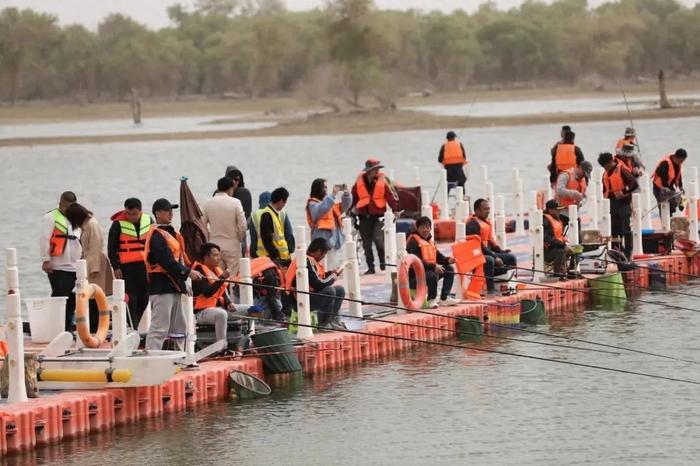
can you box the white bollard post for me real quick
[639,173,653,230]
[293,249,313,338]
[414,166,421,187]
[513,177,525,235]
[111,279,128,346]
[454,186,464,204]
[295,226,307,250]
[660,202,671,231]
[545,176,553,202]
[588,178,599,230]
[632,193,644,257]
[6,247,17,269]
[183,292,196,360]
[422,204,434,239]
[531,210,545,283]
[383,209,396,283]
[6,289,28,403]
[690,181,700,243]
[594,167,604,230]
[74,259,89,348]
[600,199,612,238]
[343,241,363,318]
[422,188,430,210]
[455,197,469,223]
[481,165,488,182]
[238,257,255,334]
[495,213,507,250]
[485,181,495,223]
[456,221,466,241]
[343,217,353,234]
[395,233,407,315]
[528,190,539,231]
[567,205,579,245]
[438,169,449,220]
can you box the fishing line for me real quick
[618,78,643,158]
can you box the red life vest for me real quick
[441,140,465,166]
[306,198,342,230]
[558,168,587,207]
[409,233,437,265]
[652,155,682,189]
[602,163,628,199]
[193,263,227,311]
[355,173,387,210]
[555,144,577,172]
[543,213,566,245]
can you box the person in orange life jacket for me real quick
[551,125,571,153]
[406,217,460,308]
[549,130,584,186]
[191,242,238,343]
[598,152,638,258]
[616,127,638,152]
[350,158,399,275]
[307,178,352,264]
[145,198,203,351]
[652,148,688,216]
[542,200,573,277]
[465,199,517,294]
[438,131,467,191]
[286,238,347,330]
[614,143,644,177]
[40,191,81,331]
[108,197,153,329]
[556,161,592,208]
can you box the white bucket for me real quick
[25,297,67,343]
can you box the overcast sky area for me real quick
[0,0,696,29]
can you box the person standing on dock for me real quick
[651,149,687,216]
[551,125,571,152]
[108,198,153,330]
[351,159,399,275]
[549,130,584,187]
[438,131,468,191]
[306,179,352,268]
[542,200,573,277]
[598,152,638,258]
[202,177,247,276]
[407,217,460,308]
[225,166,252,255]
[254,187,293,267]
[40,191,82,331]
[144,198,203,351]
[250,191,295,259]
[615,143,645,177]
[556,161,592,208]
[615,127,637,152]
[465,199,517,294]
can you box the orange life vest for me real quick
[558,168,587,207]
[284,255,326,294]
[48,209,70,257]
[144,227,189,275]
[652,155,681,189]
[442,140,465,166]
[555,144,577,172]
[113,212,153,265]
[543,213,566,245]
[616,137,636,151]
[614,154,634,172]
[355,173,386,210]
[469,215,498,249]
[602,163,627,199]
[451,235,486,300]
[306,198,342,230]
[409,233,437,265]
[193,263,227,311]
[248,256,285,286]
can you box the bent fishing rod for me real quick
[618,78,643,159]
[247,314,700,387]
[220,277,700,366]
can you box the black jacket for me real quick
[146,225,191,295]
[543,215,566,250]
[406,233,450,271]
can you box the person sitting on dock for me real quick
[599,152,638,258]
[543,200,573,278]
[549,130,584,187]
[285,238,347,330]
[555,161,592,208]
[192,242,237,343]
[615,143,644,177]
[144,198,203,351]
[651,149,687,216]
[465,199,517,295]
[407,217,460,308]
[438,130,468,192]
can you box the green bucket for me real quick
[250,328,303,374]
[520,299,546,325]
[589,272,627,306]
[456,316,483,341]
[229,370,271,401]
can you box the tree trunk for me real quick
[658,69,672,109]
[130,88,142,124]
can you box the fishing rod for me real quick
[599,256,700,281]
[248,315,700,387]
[220,277,700,366]
[618,78,643,159]
[640,191,683,218]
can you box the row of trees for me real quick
[1,0,699,104]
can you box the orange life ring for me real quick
[398,254,427,311]
[76,283,111,348]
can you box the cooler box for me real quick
[642,231,674,255]
[434,219,456,241]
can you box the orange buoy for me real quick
[398,254,427,310]
[76,283,110,348]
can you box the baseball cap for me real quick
[152,198,179,212]
[364,158,384,172]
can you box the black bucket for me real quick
[229,370,271,401]
[520,299,546,325]
[647,262,667,291]
[456,316,483,341]
[250,328,303,374]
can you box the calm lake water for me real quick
[1,111,700,464]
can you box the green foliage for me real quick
[0,0,699,102]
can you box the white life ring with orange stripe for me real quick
[398,254,427,311]
[76,283,111,348]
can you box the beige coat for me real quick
[80,216,114,295]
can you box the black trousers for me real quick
[122,262,149,329]
[48,270,77,331]
[358,215,385,269]
[309,286,345,324]
[610,199,632,258]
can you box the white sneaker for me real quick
[439,297,461,307]
[425,299,439,309]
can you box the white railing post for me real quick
[456,221,466,241]
[238,257,255,334]
[6,249,28,403]
[600,198,612,238]
[545,176,553,202]
[692,166,699,196]
[413,166,421,187]
[485,181,495,223]
[183,291,196,361]
[343,240,362,318]
[639,173,653,230]
[111,279,128,347]
[74,259,89,348]
[567,204,579,245]
[455,187,468,222]
[395,233,407,315]
[531,210,545,283]
[383,209,396,283]
[295,226,307,251]
[588,177,599,230]
[513,169,525,235]
[594,167,603,230]
[689,181,700,243]
[421,204,434,239]
[660,202,671,231]
[495,195,507,249]
[529,190,539,231]
[632,193,644,257]
[438,169,449,220]
[294,249,313,338]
